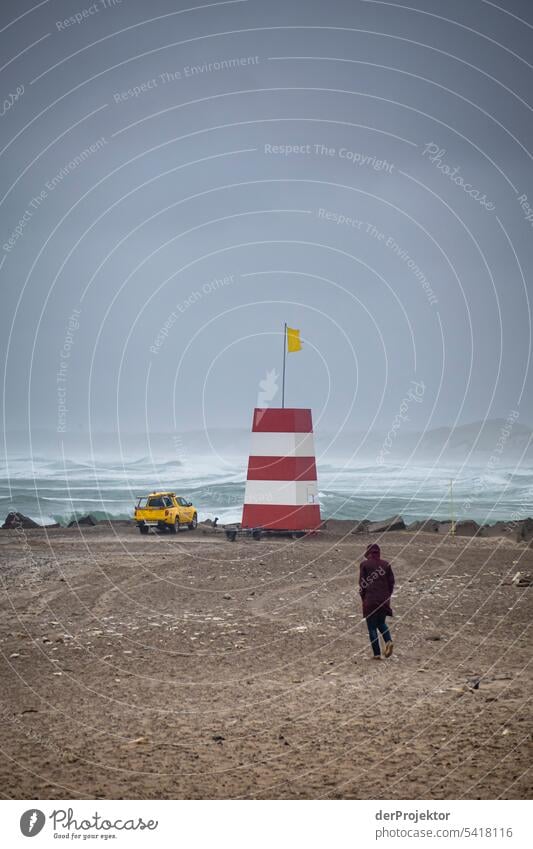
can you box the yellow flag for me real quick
[286,326,302,352]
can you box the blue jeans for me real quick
[366,611,392,656]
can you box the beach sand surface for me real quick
[0,523,531,799]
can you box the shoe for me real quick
[384,641,394,658]
[372,655,382,661]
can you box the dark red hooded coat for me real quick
[359,543,395,618]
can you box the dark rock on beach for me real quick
[454,520,481,536]
[1,512,41,530]
[350,519,371,534]
[480,521,514,538]
[516,517,533,543]
[367,515,406,533]
[436,520,480,536]
[407,519,440,533]
[67,514,97,527]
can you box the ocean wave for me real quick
[39,496,131,503]
[1,454,532,526]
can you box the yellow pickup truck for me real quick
[134,491,198,534]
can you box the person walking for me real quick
[359,543,395,660]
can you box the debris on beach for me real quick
[512,572,532,587]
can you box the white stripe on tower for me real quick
[244,480,319,505]
[249,431,315,457]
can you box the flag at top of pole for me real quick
[287,326,302,352]
[281,323,302,408]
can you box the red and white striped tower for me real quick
[241,408,321,531]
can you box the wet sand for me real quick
[0,523,531,799]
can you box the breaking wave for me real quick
[0,454,532,526]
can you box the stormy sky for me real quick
[1,0,532,453]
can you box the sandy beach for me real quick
[0,522,531,800]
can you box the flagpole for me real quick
[450,479,456,536]
[281,322,287,408]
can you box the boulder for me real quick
[200,518,220,528]
[2,512,40,530]
[480,521,513,538]
[454,520,481,537]
[516,517,533,543]
[436,520,481,536]
[407,519,439,533]
[67,514,97,527]
[367,515,405,533]
[350,519,371,534]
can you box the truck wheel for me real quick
[188,513,197,530]
[252,529,262,541]
[226,530,237,542]
[138,523,149,535]
[168,517,179,534]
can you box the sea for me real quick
[1,454,532,527]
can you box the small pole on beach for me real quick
[281,322,287,408]
[450,479,456,535]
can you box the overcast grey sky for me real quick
[1,0,532,450]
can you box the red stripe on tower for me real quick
[242,408,321,531]
[252,408,312,433]
[247,456,317,481]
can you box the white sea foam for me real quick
[1,453,531,526]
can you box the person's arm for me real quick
[359,563,366,597]
[387,563,395,595]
